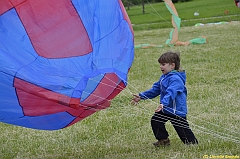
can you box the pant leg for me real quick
[170,116,198,144]
[151,111,169,140]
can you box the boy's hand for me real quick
[131,94,141,105]
[155,104,163,112]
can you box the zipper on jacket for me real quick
[160,76,165,113]
[173,99,176,114]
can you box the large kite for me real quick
[0,0,134,130]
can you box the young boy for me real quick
[132,51,198,147]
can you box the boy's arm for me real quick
[139,81,161,100]
[131,79,161,105]
[131,81,161,105]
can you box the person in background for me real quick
[235,0,240,8]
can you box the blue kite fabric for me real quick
[0,0,134,130]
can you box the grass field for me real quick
[0,1,240,159]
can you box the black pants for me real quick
[151,111,198,144]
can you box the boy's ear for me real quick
[171,63,175,69]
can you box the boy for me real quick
[132,51,198,147]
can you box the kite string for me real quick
[55,68,239,143]
[125,0,164,18]
[125,0,172,31]
[110,75,240,136]
[79,78,240,144]
[98,74,240,142]
[87,87,240,144]
[146,0,186,27]
[101,73,237,129]
[145,0,171,25]
[126,0,184,26]
[78,73,240,137]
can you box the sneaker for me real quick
[153,138,170,147]
[185,139,198,145]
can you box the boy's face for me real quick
[160,63,175,75]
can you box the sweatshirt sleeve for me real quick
[139,81,161,100]
[161,76,184,106]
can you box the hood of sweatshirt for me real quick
[166,70,186,84]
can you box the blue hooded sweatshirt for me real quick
[139,71,187,117]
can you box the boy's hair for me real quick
[158,51,181,70]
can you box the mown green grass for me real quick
[0,1,240,159]
[127,0,240,30]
